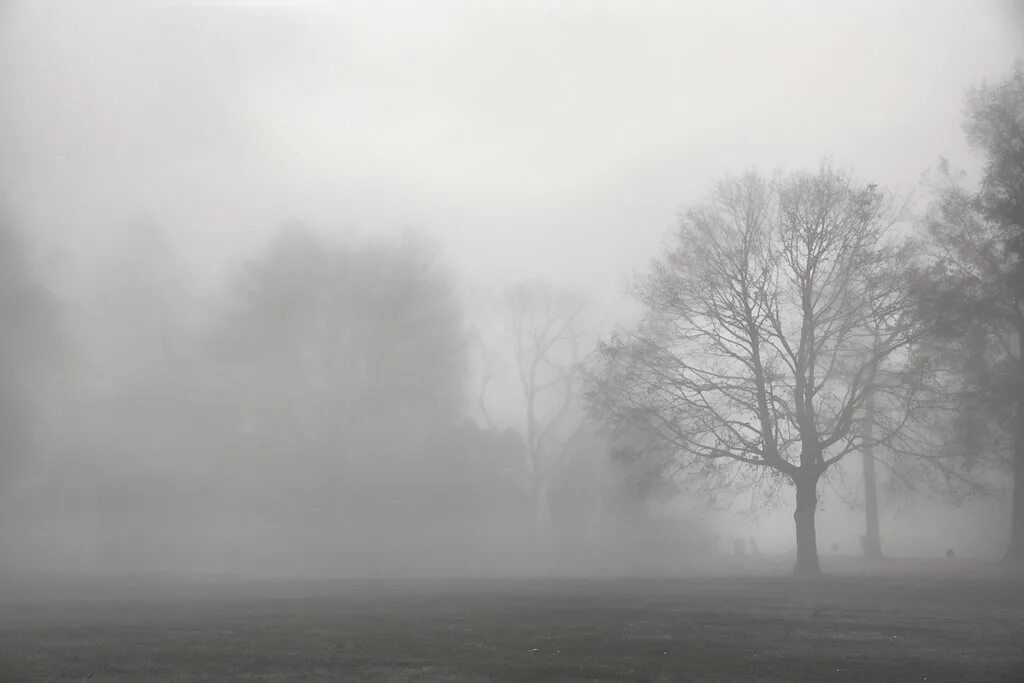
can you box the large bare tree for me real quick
[588,166,940,575]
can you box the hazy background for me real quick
[1,0,1022,579]
[4,1,1020,301]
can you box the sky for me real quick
[1,0,1022,317]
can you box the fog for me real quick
[1,0,1022,582]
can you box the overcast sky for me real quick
[2,0,1022,314]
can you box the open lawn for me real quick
[1,560,1023,682]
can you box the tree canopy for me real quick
[588,166,941,574]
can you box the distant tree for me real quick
[0,215,64,573]
[207,226,467,564]
[0,216,60,481]
[501,281,587,531]
[216,226,464,447]
[72,217,198,397]
[587,166,955,576]
[918,63,1024,563]
[418,420,531,573]
[544,420,611,555]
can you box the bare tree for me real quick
[503,281,587,531]
[471,328,501,432]
[588,166,945,576]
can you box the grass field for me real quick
[2,560,1023,681]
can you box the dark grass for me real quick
[2,561,1023,681]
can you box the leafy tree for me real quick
[214,226,464,454]
[588,166,945,576]
[0,216,59,480]
[206,226,467,568]
[920,63,1024,562]
[0,215,63,573]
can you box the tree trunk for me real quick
[861,386,883,561]
[793,475,822,576]
[861,449,883,561]
[533,476,551,533]
[1006,420,1024,564]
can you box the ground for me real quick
[1,559,1023,681]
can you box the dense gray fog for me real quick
[1,1,1023,583]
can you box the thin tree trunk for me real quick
[1006,408,1024,564]
[534,477,550,531]
[862,450,883,560]
[793,476,822,576]
[862,386,883,561]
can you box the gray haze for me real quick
[1,1,1022,579]
[4,1,1020,300]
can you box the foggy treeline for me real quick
[1,2,1024,581]
[0,218,706,578]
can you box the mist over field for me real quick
[6,2,1024,681]
[1,0,1022,585]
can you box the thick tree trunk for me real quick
[793,476,822,576]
